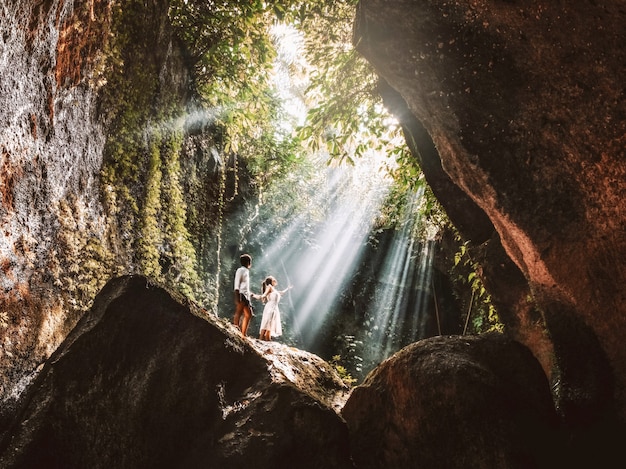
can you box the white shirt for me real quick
[234,266,250,298]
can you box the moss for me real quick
[98,0,204,299]
[51,198,115,315]
[136,130,164,281]
[160,129,201,300]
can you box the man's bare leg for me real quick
[240,306,252,336]
[233,302,243,331]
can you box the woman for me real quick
[257,276,292,341]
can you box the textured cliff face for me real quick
[0,0,227,409]
[0,0,113,402]
[355,0,626,421]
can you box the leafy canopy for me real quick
[168,0,499,339]
[169,0,441,225]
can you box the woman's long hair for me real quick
[262,276,276,296]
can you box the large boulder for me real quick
[342,334,561,469]
[0,275,353,469]
[354,0,626,426]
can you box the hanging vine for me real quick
[212,152,229,315]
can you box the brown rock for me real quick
[0,275,353,469]
[354,0,626,428]
[342,334,560,469]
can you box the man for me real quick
[233,253,254,336]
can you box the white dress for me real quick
[260,290,282,337]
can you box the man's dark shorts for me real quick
[240,294,255,315]
[239,293,251,306]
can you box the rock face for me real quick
[2,0,625,465]
[0,0,227,411]
[354,0,626,425]
[0,0,114,402]
[4,277,603,468]
[0,276,353,469]
[342,334,561,469]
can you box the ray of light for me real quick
[230,148,437,376]
[220,21,438,370]
[248,151,393,343]
[363,188,436,366]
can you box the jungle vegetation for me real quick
[99,0,501,381]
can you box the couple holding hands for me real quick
[233,254,292,341]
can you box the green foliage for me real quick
[330,355,357,387]
[99,0,204,301]
[298,48,382,164]
[170,0,280,156]
[168,0,386,172]
[169,0,276,85]
[294,0,394,165]
[169,1,310,198]
[161,130,202,299]
[100,0,160,258]
[452,236,504,334]
[137,130,164,280]
[289,0,448,235]
[374,176,448,243]
[50,198,116,315]
[169,0,420,200]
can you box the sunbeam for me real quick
[241,147,437,377]
[291,185,376,341]
[249,151,391,325]
[219,23,438,375]
[367,190,434,362]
